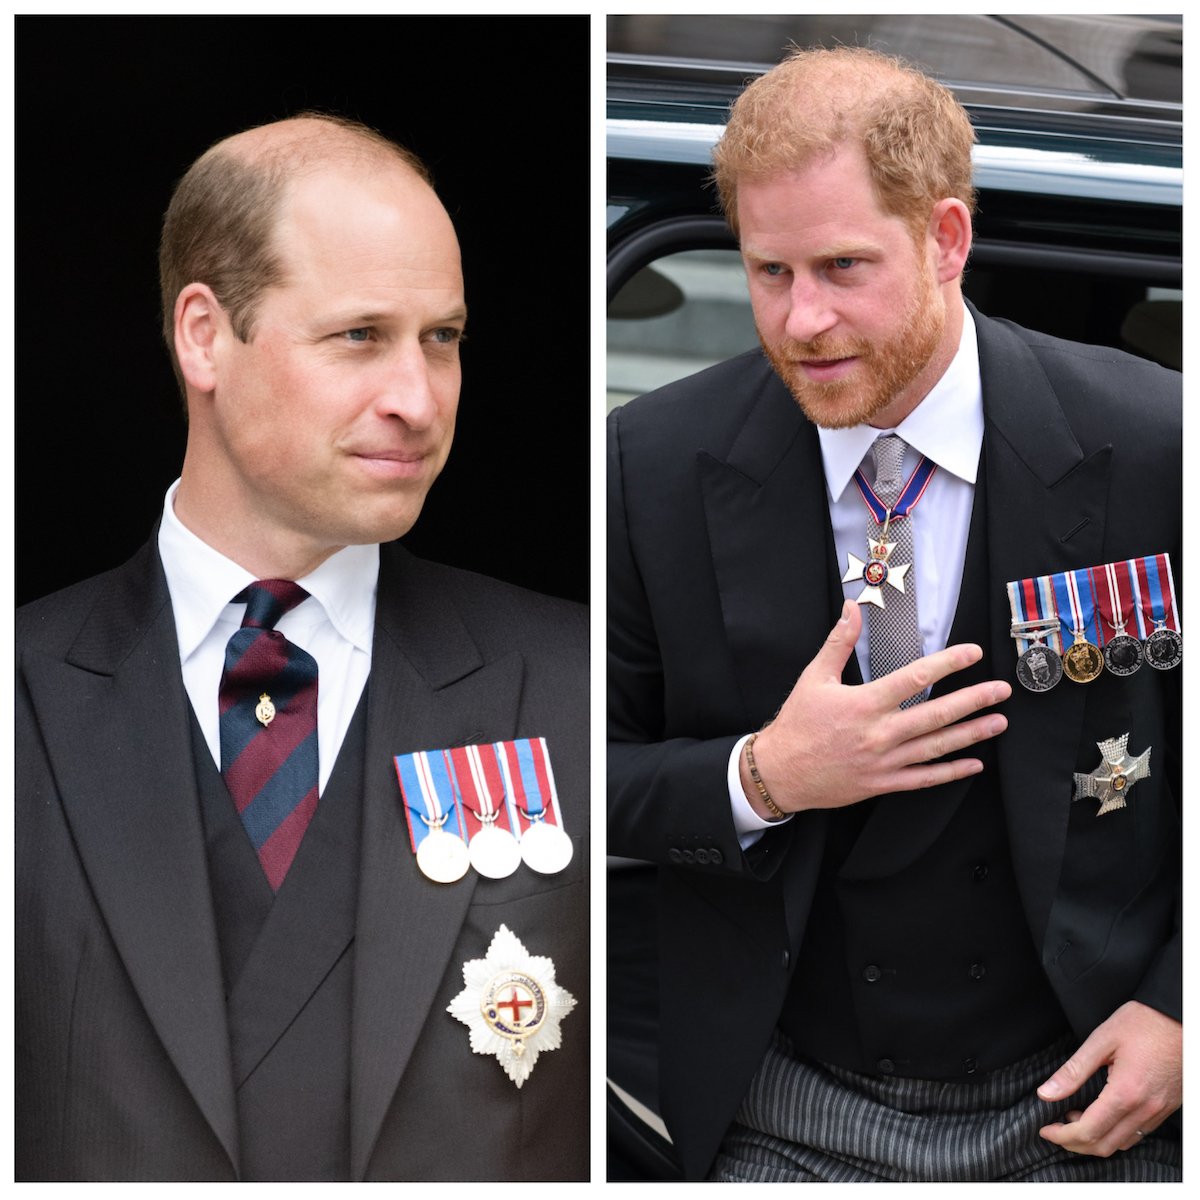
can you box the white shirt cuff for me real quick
[728,733,792,849]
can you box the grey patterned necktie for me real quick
[867,434,925,707]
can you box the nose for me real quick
[374,343,448,429]
[783,275,837,345]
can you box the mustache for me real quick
[767,333,872,361]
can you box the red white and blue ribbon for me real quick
[395,737,566,877]
[1008,553,1179,672]
[1006,572,1064,654]
[394,748,466,854]
[497,737,565,836]
[852,454,937,527]
[1132,552,1180,634]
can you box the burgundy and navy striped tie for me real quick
[219,580,319,891]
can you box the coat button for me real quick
[877,1058,896,1075]
[710,847,725,865]
[781,949,790,970]
[862,964,883,983]
[668,848,682,864]
[972,862,989,882]
[963,1057,978,1075]
[968,962,987,981]
[695,848,710,865]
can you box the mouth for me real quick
[795,356,858,382]
[349,449,430,480]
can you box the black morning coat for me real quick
[608,303,1181,1180]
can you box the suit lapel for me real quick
[974,308,1111,943]
[699,373,854,729]
[21,542,238,1172]
[350,547,525,1179]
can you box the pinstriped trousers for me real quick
[709,1031,1181,1182]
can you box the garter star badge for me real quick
[1072,732,1151,816]
[447,924,576,1087]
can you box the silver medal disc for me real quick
[469,823,521,879]
[1015,643,1063,693]
[1144,627,1182,671]
[520,820,574,875]
[416,829,471,883]
[1103,632,1143,676]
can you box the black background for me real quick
[16,15,590,606]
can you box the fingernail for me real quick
[993,682,1011,702]
[1038,1080,1063,1100]
[989,716,1007,735]
[839,600,852,623]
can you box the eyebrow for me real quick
[743,241,885,262]
[323,306,469,328]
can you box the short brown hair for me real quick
[158,112,431,397]
[712,46,976,236]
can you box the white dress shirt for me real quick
[730,304,985,838]
[157,480,378,793]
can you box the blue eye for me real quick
[831,257,856,270]
[344,328,371,342]
[430,328,464,344]
[762,263,785,276]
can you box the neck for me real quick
[174,466,341,581]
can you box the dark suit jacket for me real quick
[17,539,589,1181]
[608,306,1180,1180]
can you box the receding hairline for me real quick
[195,113,434,191]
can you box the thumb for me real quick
[808,599,861,683]
[1038,1032,1109,1102]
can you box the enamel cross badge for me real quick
[447,924,576,1087]
[842,539,911,608]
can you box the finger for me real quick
[897,711,1008,768]
[1037,1080,1140,1158]
[1038,1036,1110,1104]
[807,600,862,683]
[883,754,985,795]
[871,641,984,709]
[897,678,1012,744]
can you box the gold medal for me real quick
[1062,638,1103,683]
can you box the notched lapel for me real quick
[22,571,238,1173]
[350,552,527,1179]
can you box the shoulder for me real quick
[608,348,806,500]
[610,348,786,447]
[976,310,1180,434]
[379,543,587,660]
[17,542,160,660]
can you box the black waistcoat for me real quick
[781,765,1069,1079]
[193,694,366,1181]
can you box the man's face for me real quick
[738,145,949,429]
[203,163,464,567]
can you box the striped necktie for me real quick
[219,580,319,890]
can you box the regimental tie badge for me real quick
[447,924,576,1087]
[255,693,276,727]
[1072,732,1151,816]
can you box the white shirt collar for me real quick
[818,302,984,503]
[157,479,378,661]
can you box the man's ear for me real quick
[928,198,973,283]
[174,283,225,395]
